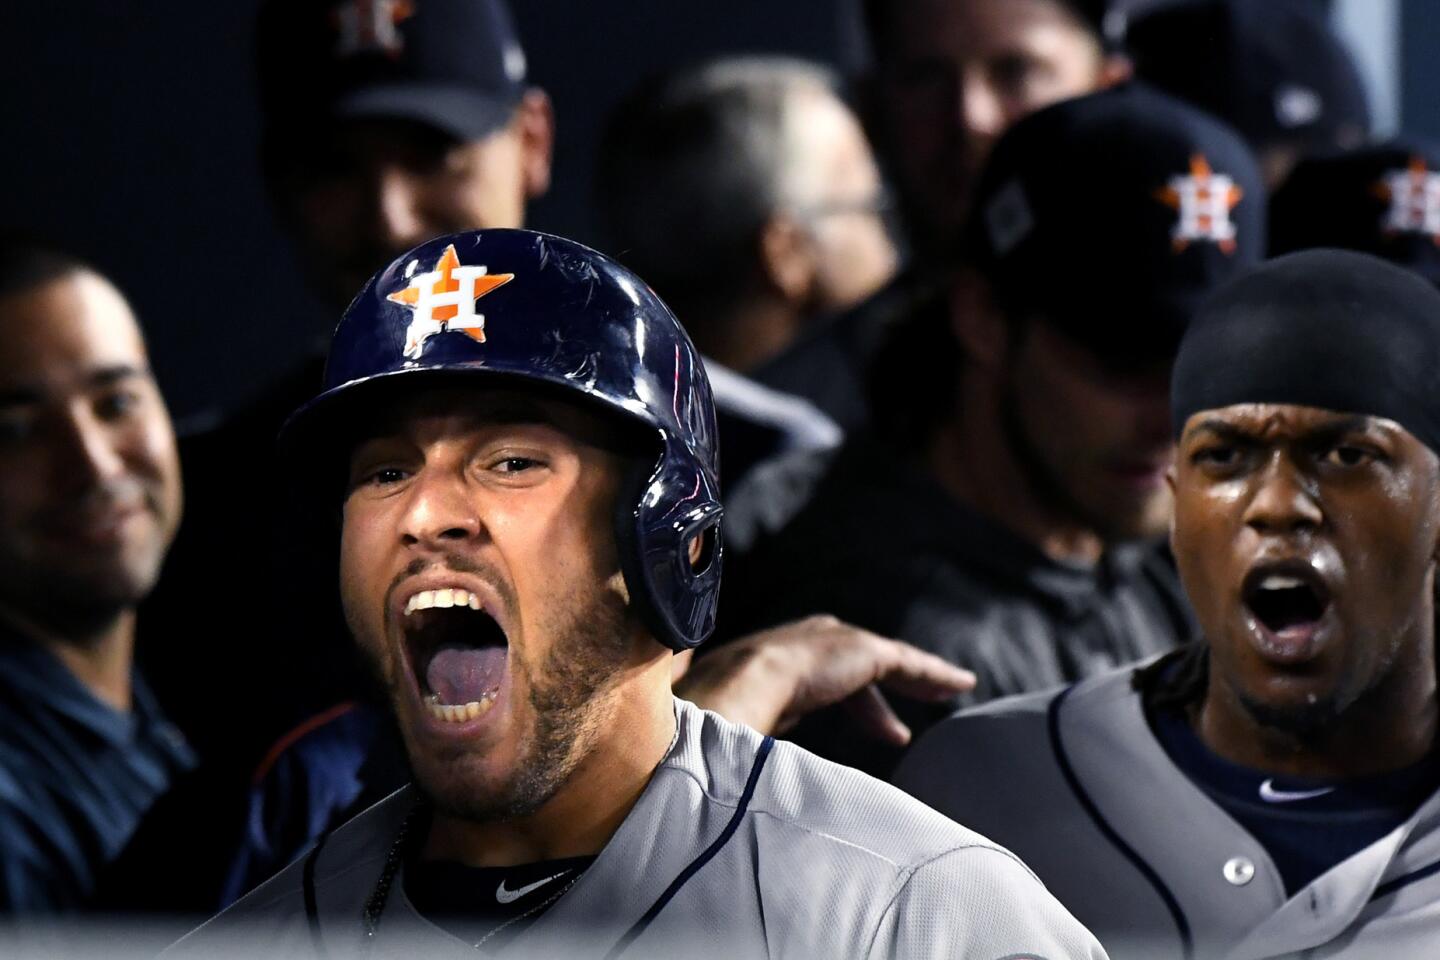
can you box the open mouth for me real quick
[402,589,508,724]
[1242,565,1331,638]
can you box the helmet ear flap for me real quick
[614,448,724,653]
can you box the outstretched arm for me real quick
[674,615,975,744]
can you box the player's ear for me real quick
[949,266,1007,370]
[1430,470,1440,566]
[758,214,818,307]
[516,88,555,199]
[1166,464,1179,552]
[1099,53,1133,89]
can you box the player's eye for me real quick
[493,456,541,474]
[347,465,409,492]
[94,390,140,421]
[1322,444,1378,468]
[1191,444,1249,474]
[368,467,408,485]
[988,54,1035,92]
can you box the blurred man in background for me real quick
[752,0,1130,435]
[860,0,1129,263]
[597,56,892,485]
[0,240,191,912]
[1125,0,1371,189]
[599,58,895,379]
[727,85,1264,776]
[1271,141,1440,286]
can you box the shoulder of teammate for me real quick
[164,785,415,957]
[870,842,1108,960]
[892,684,1066,818]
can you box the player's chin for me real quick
[408,747,532,820]
[1234,675,1346,737]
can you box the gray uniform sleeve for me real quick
[866,845,1109,960]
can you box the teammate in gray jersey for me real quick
[896,248,1440,960]
[167,227,1103,960]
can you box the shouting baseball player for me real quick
[168,228,1103,959]
[897,249,1440,959]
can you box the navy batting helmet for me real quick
[281,228,723,651]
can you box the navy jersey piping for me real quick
[1370,857,1440,903]
[1048,684,1194,959]
[604,735,775,959]
[302,829,332,960]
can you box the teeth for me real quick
[424,693,497,723]
[404,589,483,616]
[1259,575,1306,591]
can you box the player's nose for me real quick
[397,464,485,550]
[53,406,127,491]
[1243,452,1323,536]
[958,76,1007,139]
[367,164,430,254]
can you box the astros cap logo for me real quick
[1375,156,1440,246]
[387,244,514,359]
[1156,154,1244,254]
[333,0,415,58]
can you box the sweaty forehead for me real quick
[1182,404,1404,444]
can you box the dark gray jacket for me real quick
[722,436,1195,776]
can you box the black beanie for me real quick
[1172,249,1440,453]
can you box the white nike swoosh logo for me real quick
[495,871,570,904]
[1259,779,1334,803]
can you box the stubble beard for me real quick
[391,580,636,825]
[1236,690,1344,742]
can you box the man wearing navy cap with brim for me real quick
[726,83,1265,777]
[1272,141,1440,289]
[1125,0,1371,188]
[256,0,555,309]
[899,247,1440,960]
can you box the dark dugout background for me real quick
[0,0,1429,423]
[0,1,864,425]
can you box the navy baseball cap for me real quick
[257,0,527,142]
[1125,0,1370,159]
[967,83,1266,363]
[1271,142,1440,289]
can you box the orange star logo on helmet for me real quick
[387,245,514,359]
[333,0,415,58]
[1156,154,1244,254]
[1374,156,1440,246]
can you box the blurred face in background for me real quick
[999,317,1176,543]
[788,87,899,314]
[868,0,1114,254]
[0,271,182,638]
[274,94,553,308]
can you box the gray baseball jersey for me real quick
[894,666,1440,960]
[168,699,1104,959]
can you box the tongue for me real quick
[426,644,506,705]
